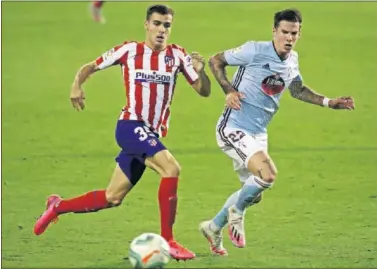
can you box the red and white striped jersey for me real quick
[95,41,199,137]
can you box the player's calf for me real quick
[236,150,276,215]
[145,150,195,259]
[145,150,182,241]
[228,174,273,247]
[249,193,262,205]
[146,151,182,240]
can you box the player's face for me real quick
[273,20,300,57]
[144,12,173,50]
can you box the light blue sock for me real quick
[211,186,263,231]
[211,190,240,230]
[235,176,271,212]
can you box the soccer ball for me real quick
[128,233,171,268]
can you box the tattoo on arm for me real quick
[288,79,325,106]
[193,70,211,97]
[208,52,235,94]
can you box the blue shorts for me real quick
[115,120,166,185]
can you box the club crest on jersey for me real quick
[261,74,285,96]
[134,70,172,85]
[164,56,175,67]
[148,139,158,147]
[185,55,193,67]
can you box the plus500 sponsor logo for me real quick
[135,71,171,84]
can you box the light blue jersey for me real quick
[218,41,302,135]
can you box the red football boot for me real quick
[34,195,61,236]
[168,240,196,261]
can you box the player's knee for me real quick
[271,171,278,182]
[107,197,123,207]
[105,191,125,207]
[258,165,278,183]
[161,162,181,177]
[262,171,277,183]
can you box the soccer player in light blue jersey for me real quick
[199,9,355,255]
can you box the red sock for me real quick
[55,190,110,214]
[158,177,178,242]
[93,1,104,8]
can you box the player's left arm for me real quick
[288,76,355,110]
[180,51,211,97]
[190,52,211,97]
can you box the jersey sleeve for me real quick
[289,74,303,90]
[293,73,303,82]
[95,43,128,70]
[180,49,199,85]
[291,53,304,84]
[224,41,256,66]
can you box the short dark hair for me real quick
[146,5,174,20]
[274,9,302,28]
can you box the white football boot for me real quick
[199,220,228,256]
[227,205,246,247]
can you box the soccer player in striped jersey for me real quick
[199,9,355,255]
[34,5,211,261]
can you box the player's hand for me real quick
[70,85,86,111]
[329,96,355,110]
[191,52,205,73]
[226,91,245,110]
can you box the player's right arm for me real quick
[70,61,100,111]
[70,44,128,111]
[209,42,255,110]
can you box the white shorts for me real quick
[216,124,268,183]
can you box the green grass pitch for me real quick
[2,2,377,268]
